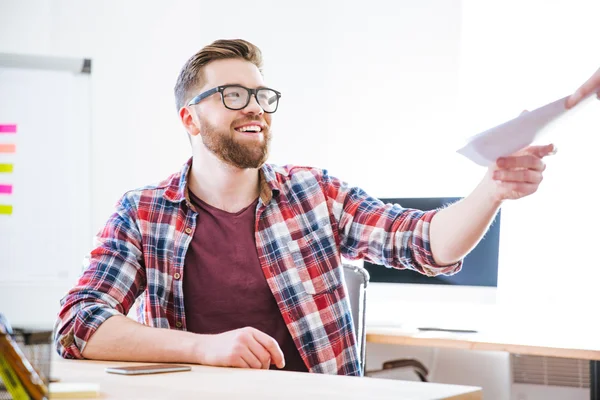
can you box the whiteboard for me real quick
[0,58,92,285]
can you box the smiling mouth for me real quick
[234,126,263,134]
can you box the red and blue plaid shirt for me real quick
[54,158,461,375]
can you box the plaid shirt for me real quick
[54,158,461,376]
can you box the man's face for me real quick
[186,58,273,169]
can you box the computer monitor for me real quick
[361,196,502,328]
[363,197,500,288]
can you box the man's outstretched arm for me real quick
[429,144,555,265]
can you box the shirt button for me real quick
[185,227,192,234]
[175,322,183,328]
[174,273,181,280]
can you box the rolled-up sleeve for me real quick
[54,194,146,359]
[320,170,462,276]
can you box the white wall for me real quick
[1,1,598,399]
[459,0,600,320]
[0,64,92,328]
[382,2,599,399]
[0,0,466,227]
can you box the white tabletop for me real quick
[51,358,483,400]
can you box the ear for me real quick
[179,106,201,136]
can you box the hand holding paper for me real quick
[457,96,568,167]
[485,143,556,202]
[566,66,600,109]
[459,64,600,166]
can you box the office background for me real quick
[0,0,598,399]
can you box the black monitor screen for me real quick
[363,197,500,287]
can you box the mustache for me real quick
[231,116,268,127]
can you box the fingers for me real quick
[252,329,285,369]
[234,355,253,369]
[493,144,554,188]
[496,154,546,171]
[239,347,265,369]
[232,328,279,370]
[210,327,285,370]
[246,337,273,369]
[567,89,584,109]
[493,169,543,184]
[566,67,600,109]
[523,143,557,158]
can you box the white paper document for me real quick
[457,96,569,166]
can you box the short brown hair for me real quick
[174,39,263,110]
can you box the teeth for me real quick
[237,125,261,132]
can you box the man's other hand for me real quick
[197,327,285,369]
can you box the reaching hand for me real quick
[485,143,556,202]
[566,67,600,109]
[198,327,285,369]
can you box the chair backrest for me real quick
[341,263,370,375]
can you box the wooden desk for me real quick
[367,325,600,400]
[51,359,482,400]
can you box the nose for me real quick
[243,93,264,115]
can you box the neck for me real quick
[188,144,260,213]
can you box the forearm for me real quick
[429,176,502,265]
[82,315,206,364]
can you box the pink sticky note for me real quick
[0,144,16,154]
[0,124,17,133]
[0,185,12,194]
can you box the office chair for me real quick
[341,264,429,381]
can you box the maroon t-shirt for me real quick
[183,190,308,372]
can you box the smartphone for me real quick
[105,364,192,375]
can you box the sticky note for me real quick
[0,125,17,134]
[0,164,13,173]
[0,144,16,153]
[49,382,100,398]
[0,185,12,194]
[0,205,12,215]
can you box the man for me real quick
[55,39,556,376]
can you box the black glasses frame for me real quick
[187,84,282,113]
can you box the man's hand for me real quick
[566,67,600,109]
[485,143,556,202]
[197,327,286,370]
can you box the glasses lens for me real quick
[257,89,279,113]
[222,86,249,110]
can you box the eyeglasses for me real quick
[188,84,282,113]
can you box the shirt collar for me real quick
[162,158,192,204]
[163,157,283,206]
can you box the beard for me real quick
[199,117,271,169]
